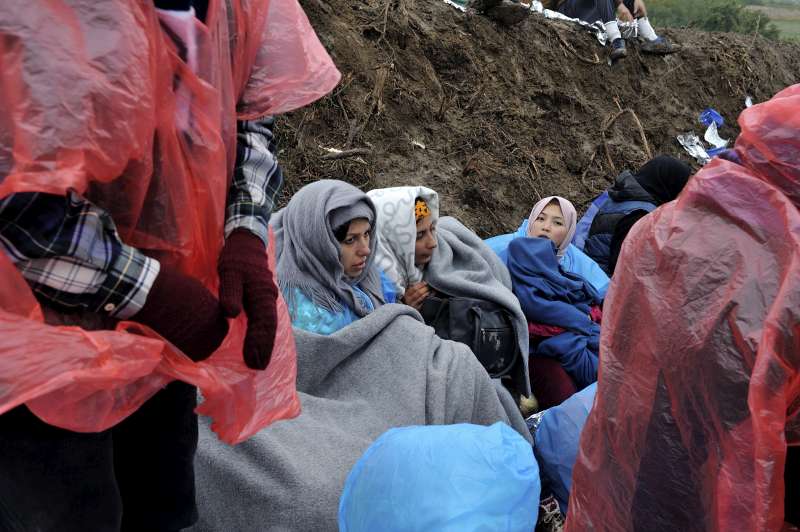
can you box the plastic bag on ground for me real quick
[566,84,800,532]
[534,383,596,514]
[339,422,540,532]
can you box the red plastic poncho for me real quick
[566,84,800,531]
[0,0,341,443]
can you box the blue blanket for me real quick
[507,238,602,388]
[484,220,609,298]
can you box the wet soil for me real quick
[277,0,800,236]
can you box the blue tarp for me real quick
[339,422,540,531]
[534,383,597,513]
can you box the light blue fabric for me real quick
[483,222,527,264]
[484,221,609,298]
[534,383,597,514]
[286,287,361,335]
[561,245,610,299]
[339,422,540,532]
[380,271,397,304]
[287,270,394,335]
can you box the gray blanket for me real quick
[425,216,531,396]
[190,304,530,532]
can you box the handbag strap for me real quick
[432,297,449,324]
[421,296,449,328]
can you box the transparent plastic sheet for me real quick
[339,423,540,531]
[0,0,343,441]
[0,0,340,277]
[566,85,800,531]
[1,231,299,445]
[237,0,342,118]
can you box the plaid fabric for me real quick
[0,191,159,319]
[0,118,283,319]
[224,117,284,246]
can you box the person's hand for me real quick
[218,229,278,370]
[633,0,647,17]
[401,282,430,311]
[616,3,634,22]
[134,265,229,362]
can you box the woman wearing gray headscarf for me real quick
[270,180,393,335]
[368,185,532,400]
[191,186,535,532]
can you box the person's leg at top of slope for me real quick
[545,0,629,60]
[615,0,678,54]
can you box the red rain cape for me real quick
[0,0,341,444]
[567,84,800,531]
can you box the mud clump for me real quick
[276,0,800,236]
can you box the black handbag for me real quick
[420,295,519,378]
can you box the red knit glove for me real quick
[218,229,278,370]
[134,265,229,362]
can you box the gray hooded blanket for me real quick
[190,304,531,531]
[426,216,531,397]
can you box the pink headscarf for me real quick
[525,196,577,257]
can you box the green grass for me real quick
[743,0,800,6]
[747,4,800,39]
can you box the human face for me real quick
[339,218,372,279]
[414,215,437,267]
[530,201,569,247]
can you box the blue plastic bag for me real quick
[339,422,540,532]
[699,108,725,128]
[533,383,597,514]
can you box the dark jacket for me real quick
[583,171,657,274]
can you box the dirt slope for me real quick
[276,0,800,236]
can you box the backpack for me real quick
[420,295,519,378]
[584,199,656,274]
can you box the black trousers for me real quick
[787,445,799,526]
[556,0,636,24]
[0,381,198,532]
[152,0,209,22]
